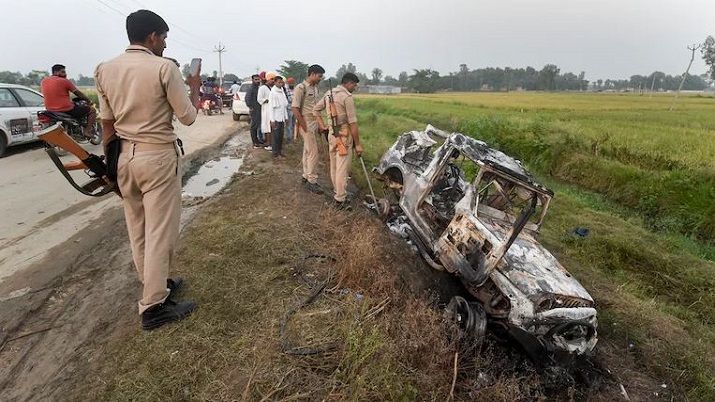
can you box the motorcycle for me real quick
[200,94,224,116]
[37,98,102,152]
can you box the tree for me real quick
[335,63,357,80]
[370,68,383,84]
[0,71,23,85]
[538,64,560,91]
[75,74,94,86]
[383,75,398,85]
[223,73,239,82]
[398,71,408,87]
[702,36,715,80]
[278,60,309,83]
[409,69,440,93]
[24,70,49,86]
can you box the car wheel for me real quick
[446,296,487,346]
[0,131,8,157]
[232,112,240,121]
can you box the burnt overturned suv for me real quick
[373,125,597,359]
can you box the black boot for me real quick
[141,299,197,330]
[167,277,183,300]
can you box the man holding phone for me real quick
[94,9,202,330]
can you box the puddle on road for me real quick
[181,134,247,198]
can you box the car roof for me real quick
[446,133,554,196]
[0,83,35,89]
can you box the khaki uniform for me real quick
[291,80,320,184]
[313,85,358,202]
[95,45,197,314]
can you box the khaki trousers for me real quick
[117,142,181,314]
[328,129,353,202]
[301,119,320,184]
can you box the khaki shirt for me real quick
[291,80,319,117]
[313,85,357,126]
[94,45,197,144]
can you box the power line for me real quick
[95,0,127,17]
[93,0,212,54]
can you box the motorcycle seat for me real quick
[38,110,80,126]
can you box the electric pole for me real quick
[670,43,702,111]
[213,42,226,86]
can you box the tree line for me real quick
[7,37,715,93]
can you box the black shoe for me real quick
[167,277,183,300]
[141,299,198,330]
[328,199,352,211]
[89,132,102,145]
[305,182,324,194]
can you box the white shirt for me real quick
[269,85,289,122]
[257,84,272,133]
[229,83,240,94]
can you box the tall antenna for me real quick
[213,42,226,86]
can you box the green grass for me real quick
[354,98,715,400]
[357,93,715,242]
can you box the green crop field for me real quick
[355,92,715,399]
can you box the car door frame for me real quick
[9,86,45,142]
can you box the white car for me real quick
[0,83,45,157]
[231,81,252,121]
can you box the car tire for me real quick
[0,131,7,158]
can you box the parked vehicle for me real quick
[373,125,598,360]
[231,81,252,121]
[0,83,45,157]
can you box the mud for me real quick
[0,123,249,402]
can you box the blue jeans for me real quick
[285,108,295,142]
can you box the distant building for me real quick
[361,85,402,94]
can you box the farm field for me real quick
[355,92,715,400]
[43,92,715,401]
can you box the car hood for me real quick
[482,220,593,303]
[502,236,594,303]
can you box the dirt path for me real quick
[0,115,246,401]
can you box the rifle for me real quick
[327,79,348,156]
[37,122,120,197]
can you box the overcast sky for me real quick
[1,0,713,81]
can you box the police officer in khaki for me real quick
[95,10,201,330]
[291,64,325,194]
[313,73,362,210]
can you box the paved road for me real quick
[0,114,242,286]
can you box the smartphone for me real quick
[188,58,202,77]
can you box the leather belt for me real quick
[120,140,176,153]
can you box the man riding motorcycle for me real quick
[40,64,101,144]
[200,76,223,114]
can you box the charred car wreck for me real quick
[373,125,597,359]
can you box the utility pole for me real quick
[213,42,226,86]
[670,43,702,111]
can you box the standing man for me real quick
[94,9,201,330]
[245,74,262,148]
[284,77,295,143]
[229,80,240,96]
[268,75,288,160]
[313,73,362,210]
[40,64,100,144]
[257,71,275,151]
[292,64,325,194]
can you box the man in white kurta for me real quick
[257,72,275,150]
[268,76,289,159]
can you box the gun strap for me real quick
[298,83,307,113]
